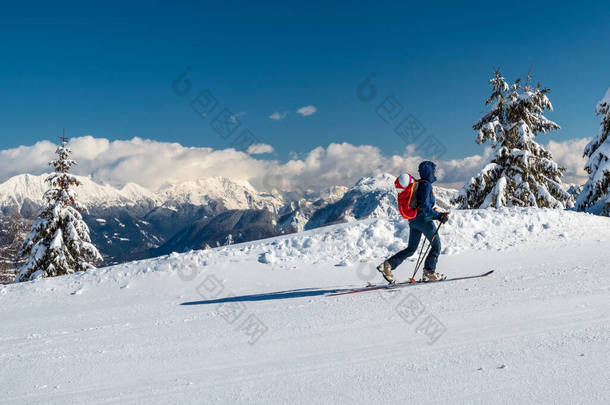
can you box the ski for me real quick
[331,270,494,296]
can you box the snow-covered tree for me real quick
[576,88,610,216]
[453,70,571,209]
[14,136,102,282]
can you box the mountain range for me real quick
[0,173,457,267]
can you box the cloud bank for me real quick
[0,136,589,193]
[0,137,271,190]
[546,138,590,185]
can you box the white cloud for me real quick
[0,136,270,190]
[433,147,492,189]
[246,143,274,155]
[296,105,317,117]
[229,111,246,124]
[0,136,589,194]
[546,138,590,185]
[269,111,288,121]
[270,106,316,120]
[252,142,487,193]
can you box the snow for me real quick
[304,173,456,230]
[157,176,283,213]
[590,143,610,183]
[0,173,157,210]
[460,71,569,210]
[1,208,609,404]
[0,174,283,213]
[577,88,610,214]
[15,151,103,282]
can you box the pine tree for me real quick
[14,134,102,282]
[453,70,571,209]
[576,88,610,216]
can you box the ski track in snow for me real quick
[1,208,609,404]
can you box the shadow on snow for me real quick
[179,271,495,305]
[180,287,347,305]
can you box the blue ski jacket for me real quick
[415,161,441,221]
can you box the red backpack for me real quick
[395,174,420,219]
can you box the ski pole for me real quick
[419,222,442,272]
[410,241,429,282]
[411,235,428,280]
[410,224,440,282]
[409,222,442,283]
[421,222,442,269]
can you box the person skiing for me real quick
[377,161,449,283]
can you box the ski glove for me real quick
[438,212,449,224]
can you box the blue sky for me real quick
[1,1,609,162]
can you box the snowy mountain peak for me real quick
[303,173,457,231]
[0,173,157,211]
[317,185,349,203]
[156,176,283,212]
[0,173,284,214]
[352,173,397,192]
[117,182,157,201]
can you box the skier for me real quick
[377,161,449,283]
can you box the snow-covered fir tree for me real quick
[453,70,571,209]
[14,135,102,282]
[576,88,610,216]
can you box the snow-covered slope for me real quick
[1,208,608,404]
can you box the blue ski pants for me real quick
[387,215,441,272]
